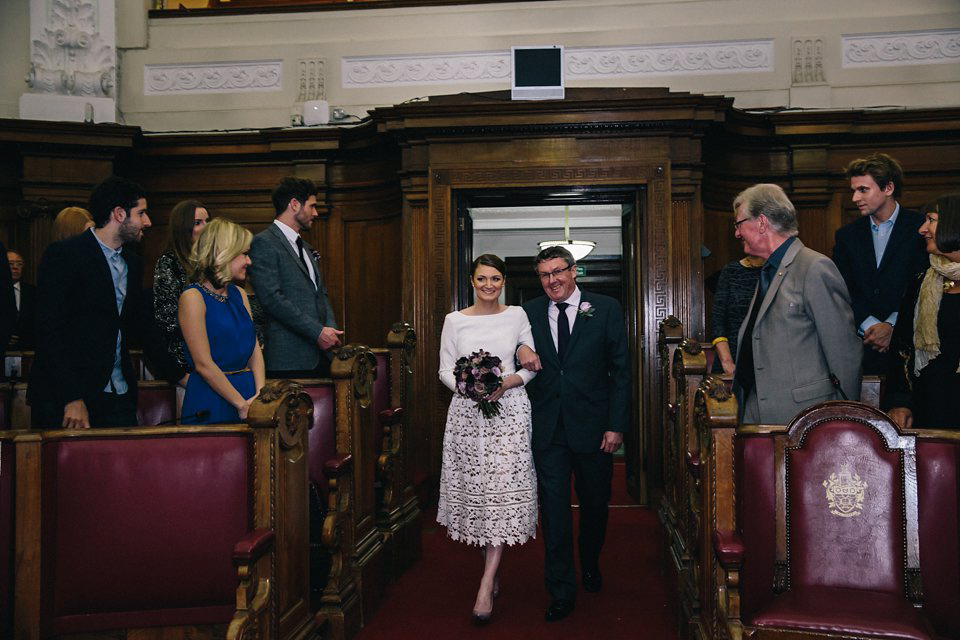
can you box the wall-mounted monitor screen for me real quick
[511,45,565,101]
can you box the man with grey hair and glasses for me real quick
[731,183,862,423]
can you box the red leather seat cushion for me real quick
[43,434,251,633]
[751,586,932,639]
[917,440,960,639]
[305,384,336,493]
[787,420,903,593]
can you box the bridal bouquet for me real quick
[453,350,503,419]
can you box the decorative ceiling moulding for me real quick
[566,40,774,78]
[842,29,960,68]
[343,40,773,89]
[342,52,511,88]
[144,60,283,95]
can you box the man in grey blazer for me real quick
[732,184,862,424]
[249,177,342,378]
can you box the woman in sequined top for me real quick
[153,200,210,372]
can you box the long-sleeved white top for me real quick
[438,306,537,393]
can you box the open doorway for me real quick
[452,185,648,502]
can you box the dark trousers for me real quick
[533,423,613,602]
[31,391,137,429]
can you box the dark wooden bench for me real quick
[12,380,318,640]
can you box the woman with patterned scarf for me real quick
[882,193,960,428]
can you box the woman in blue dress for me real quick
[179,218,264,423]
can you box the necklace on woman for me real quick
[200,283,228,302]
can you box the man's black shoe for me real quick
[582,569,603,593]
[545,599,575,622]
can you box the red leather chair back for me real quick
[135,382,176,426]
[303,382,336,494]
[735,434,777,619]
[786,419,904,593]
[0,437,14,639]
[41,433,251,634]
[917,438,960,638]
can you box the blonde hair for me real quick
[51,207,94,242]
[189,218,252,288]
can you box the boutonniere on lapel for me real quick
[577,301,595,318]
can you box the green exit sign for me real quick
[576,266,586,276]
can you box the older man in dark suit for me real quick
[29,177,185,428]
[6,250,36,350]
[249,177,342,378]
[833,153,929,375]
[519,245,630,622]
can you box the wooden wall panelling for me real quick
[327,140,403,350]
[399,172,433,505]
[0,120,140,287]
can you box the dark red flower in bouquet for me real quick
[453,349,503,418]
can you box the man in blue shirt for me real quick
[833,154,928,375]
[29,176,185,428]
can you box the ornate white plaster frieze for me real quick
[342,51,511,87]
[25,0,116,98]
[566,40,773,78]
[842,29,960,68]
[341,40,773,88]
[144,61,283,95]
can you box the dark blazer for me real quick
[249,223,337,373]
[522,290,630,453]
[28,231,182,407]
[0,243,15,357]
[833,207,928,373]
[11,282,37,349]
[881,271,960,427]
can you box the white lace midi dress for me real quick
[436,306,539,547]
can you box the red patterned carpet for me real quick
[356,462,677,639]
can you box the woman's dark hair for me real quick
[927,193,960,254]
[471,253,506,277]
[168,200,207,271]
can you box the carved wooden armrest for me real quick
[324,453,352,480]
[712,529,744,570]
[233,527,274,565]
[378,407,403,428]
[322,454,353,545]
[228,528,274,640]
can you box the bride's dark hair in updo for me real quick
[471,253,506,277]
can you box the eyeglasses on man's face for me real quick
[733,216,754,230]
[536,264,574,281]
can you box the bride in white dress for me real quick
[437,253,539,625]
